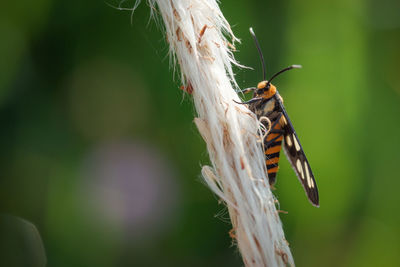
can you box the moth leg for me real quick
[260,112,282,134]
[235,87,256,94]
[233,97,263,105]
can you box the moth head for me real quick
[255,81,276,98]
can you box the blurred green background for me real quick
[1,0,399,266]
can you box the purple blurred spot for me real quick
[81,141,180,237]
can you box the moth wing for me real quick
[278,103,319,207]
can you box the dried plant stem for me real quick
[138,0,294,266]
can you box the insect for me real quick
[236,28,319,207]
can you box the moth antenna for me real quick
[266,65,302,88]
[249,27,266,81]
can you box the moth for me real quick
[236,28,319,207]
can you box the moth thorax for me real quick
[256,81,277,98]
[264,84,277,98]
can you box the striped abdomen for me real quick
[249,96,284,185]
[265,119,283,185]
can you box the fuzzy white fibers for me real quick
[136,0,294,266]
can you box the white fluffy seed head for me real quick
[139,1,294,266]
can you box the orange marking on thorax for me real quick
[257,81,267,89]
[263,84,277,99]
[257,81,277,99]
[267,166,279,173]
[266,145,282,154]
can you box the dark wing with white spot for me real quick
[277,98,319,207]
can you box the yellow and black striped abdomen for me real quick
[265,121,283,185]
